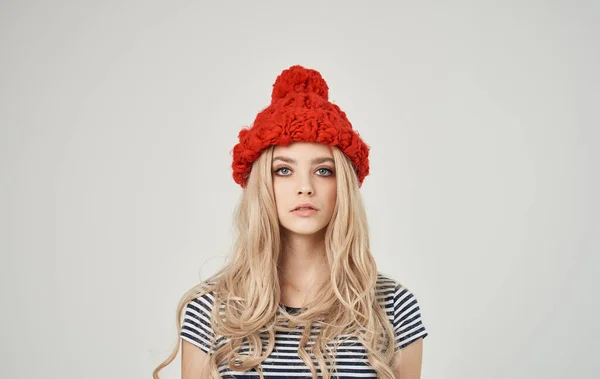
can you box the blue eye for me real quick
[274,167,292,176]
[317,168,334,176]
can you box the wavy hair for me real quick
[153,145,397,378]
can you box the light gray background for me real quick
[1,1,598,378]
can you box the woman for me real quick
[153,65,428,379]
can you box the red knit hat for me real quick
[231,65,370,188]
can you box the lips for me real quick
[291,203,318,212]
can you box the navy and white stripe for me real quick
[180,273,428,378]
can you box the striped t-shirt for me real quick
[180,273,428,378]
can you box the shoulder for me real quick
[375,272,423,320]
[181,280,222,354]
[375,272,402,291]
[375,272,412,301]
[184,279,220,319]
[376,272,429,350]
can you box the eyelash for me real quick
[273,166,334,177]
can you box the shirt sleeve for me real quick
[392,284,429,351]
[180,291,217,354]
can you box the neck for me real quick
[278,229,329,291]
[279,229,327,269]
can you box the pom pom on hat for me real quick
[231,65,370,188]
[271,65,329,101]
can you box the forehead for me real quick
[272,142,333,158]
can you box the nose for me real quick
[296,169,314,196]
[297,186,313,195]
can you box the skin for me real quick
[392,338,424,379]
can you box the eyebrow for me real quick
[272,156,335,165]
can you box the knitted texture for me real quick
[231,65,370,187]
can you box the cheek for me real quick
[273,180,292,213]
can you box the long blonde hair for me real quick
[153,145,397,378]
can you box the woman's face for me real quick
[272,142,337,236]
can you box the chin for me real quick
[280,221,328,236]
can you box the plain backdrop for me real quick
[1,1,598,378]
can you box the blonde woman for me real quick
[154,65,429,379]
